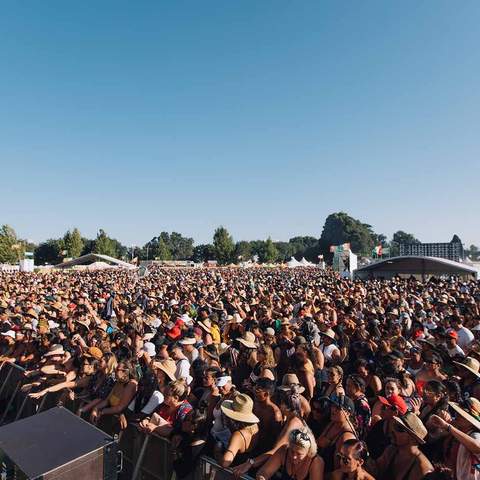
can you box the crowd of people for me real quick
[1,266,480,480]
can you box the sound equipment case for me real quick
[0,407,119,479]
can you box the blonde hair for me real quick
[288,427,317,457]
[104,352,118,375]
[166,379,189,400]
[258,345,276,368]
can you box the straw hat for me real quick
[453,357,480,378]
[44,344,65,357]
[26,308,38,319]
[84,346,104,360]
[152,359,177,382]
[319,328,336,340]
[51,301,64,311]
[76,319,91,331]
[221,393,259,424]
[198,319,212,333]
[277,373,305,394]
[393,413,427,444]
[237,331,257,349]
[449,399,480,431]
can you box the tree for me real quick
[234,241,253,261]
[63,228,84,258]
[213,226,235,264]
[34,239,64,265]
[192,244,215,263]
[319,212,377,256]
[156,238,172,260]
[467,244,479,261]
[390,230,420,256]
[169,232,194,260]
[93,229,118,257]
[274,241,295,261]
[0,225,23,264]
[262,237,278,263]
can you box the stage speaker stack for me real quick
[0,407,119,479]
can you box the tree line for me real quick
[0,212,477,265]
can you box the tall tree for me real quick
[234,241,253,261]
[63,228,84,258]
[192,244,215,263]
[319,212,376,255]
[93,229,118,257]
[34,239,63,265]
[262,237,278,263]
[0,225,23,263]
[390,230,421,256]
[213,226,235,264]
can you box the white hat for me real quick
[1,330,16,340]
[168,299,179,307]
[228,313,243,324]
[143,342,156,357]
[179,337,196,345]
[179,314,194,326]
[151,318,162,328]
[265,327,275,336]
[143,333,155,341]
[216,375,232,387]
[48,320,60,329]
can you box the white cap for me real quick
[151,318,162,328]
[179,314,194,326]
[1,330,16,340]
[168,299,179,307]
[265,327,275,336]
[143,342,156,357]
[216,375,232,387]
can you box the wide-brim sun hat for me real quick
[179,336,196,345]
[319,328,335,340]
[453,357,480,378]
[237,331,257,349]
[393,413,427,444]
[198,319,212,333]
[44,344,65,357]
[449,399,480,431]
[221,393,259,424]
[152,359,177,382]
[278,373,305,394]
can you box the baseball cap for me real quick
[447,330,458,339]
[378,394,408,415]
[216,375,232,387]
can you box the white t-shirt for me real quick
[175,357,193,385]
[456,431,480,480]
[444,343,465,358]
[128,390,164,415]
[452,327,475,350]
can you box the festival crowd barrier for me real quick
[0,361,253,480]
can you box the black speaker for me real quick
[0,407,119,479]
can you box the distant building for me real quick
[399,235,464,262]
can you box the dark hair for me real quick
[278,385,303,418]
[444,379,462,403]
[255,377,275,396]
[342,439,369,462]
[186,407,209,438]
[425,380,447,396]
[347,374,366,393]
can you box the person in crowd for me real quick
[90,360,138,431]
[217,393,260,468]
[317,395,357,474]
[256,427,324,480]
[330,439,375,480]
[369,412,433,479]
[319,366,346,399]
[354,358,382,404]
[429,398,480,480]
[346,374,372,439]
[453,357,480,400]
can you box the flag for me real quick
[374,245,383,256]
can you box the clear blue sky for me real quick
[1,1,479,247]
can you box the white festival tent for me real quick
[300,257,315,267]
[287,257,302,268]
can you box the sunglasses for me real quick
[336,453,352,465]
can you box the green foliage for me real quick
[63,228,84,258]
[262,237,278,263]
[213,226,235,264]
[466,244,479,261]
[142,232,193,260]
[93,229,119,257]
[34,239,64,265]
[320,212,376,255]
[234,241,253,261]
[390,230,421,256]
[0,225,23,263]
[192,244,215,263]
